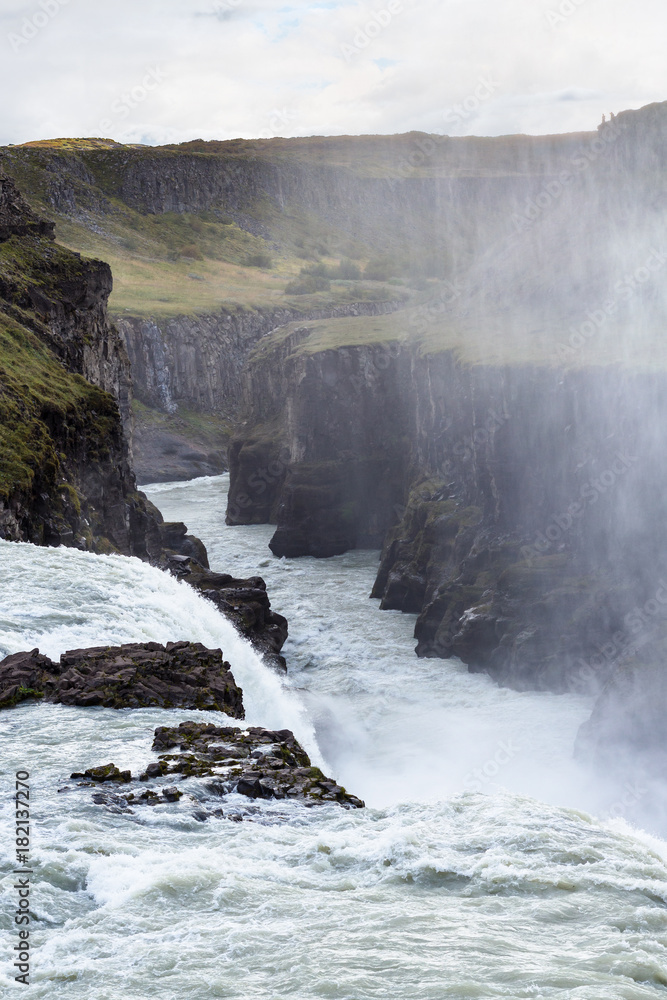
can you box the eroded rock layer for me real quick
[0,641,244,715]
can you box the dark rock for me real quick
[70,763,131,783]
[144,720,364,807]
[0,649,59,708]
[0,171,55,242]
[76,719,364,819]
[140,761,169,780]
[229,322,667,696]
[236,775,265,798]
[132,418,228,486]
[158,557,288,671]
[161,786,182,802]
[0,170,173,562]
[159,521,209,568]
[117,303,401,451]
[0,641,244,715]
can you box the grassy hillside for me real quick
[2,102,666,371]
[0,138,419,318]
[249,297,667,371]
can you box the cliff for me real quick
[0,171,289,668]
[0,169,160,554]
[228,324,667,693]
[226,101,667,714]
[4,105,667,753]
[3,109,663,486]
[117,300,401,481]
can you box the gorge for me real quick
[1,101,667,996]
[2,101,667,766]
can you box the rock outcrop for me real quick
[227,338,667,695]
[0,170,157,554]
[160,552,289,670]
[66,720,365,817]
[0,641,244,714]
[117,302,402,419]
[0,172,289,669]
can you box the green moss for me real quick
[0,686,45,709]
[0,233,97,300]
[0,310,118,502]
[0,145,418,319]
[58,482,82,515]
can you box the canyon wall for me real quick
[0,171,290,668]
[0,170,164,555]
[3,104,667,748]
[116,300,402,416]
[228,328,667,696]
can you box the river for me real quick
[1,474,666,998]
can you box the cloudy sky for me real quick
[0,0,665,145]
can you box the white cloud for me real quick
[0,0,665,145]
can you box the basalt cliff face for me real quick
[0,170,160,555]
[227,101,667,716]
[0,171,289,668]
[116,300,401,482]
[229,329,667,694]
[4,105,667,754]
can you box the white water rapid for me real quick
[1,474,666,999]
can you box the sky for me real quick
[0,0,665,146]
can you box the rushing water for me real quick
[1,475,666,998]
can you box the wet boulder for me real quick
[70,720,365,818]
[0,641,244,715]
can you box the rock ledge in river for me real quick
[69,721,365,814]
[0,642,244,715]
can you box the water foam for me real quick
[0,538,317,757]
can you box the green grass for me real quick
[0,143,430,318]
[0,310,116,500]
[132,399,231,444]
[5,135,665,371]
[249,294,667,371]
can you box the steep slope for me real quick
[0,170,160,553]
[0,124,626,480]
